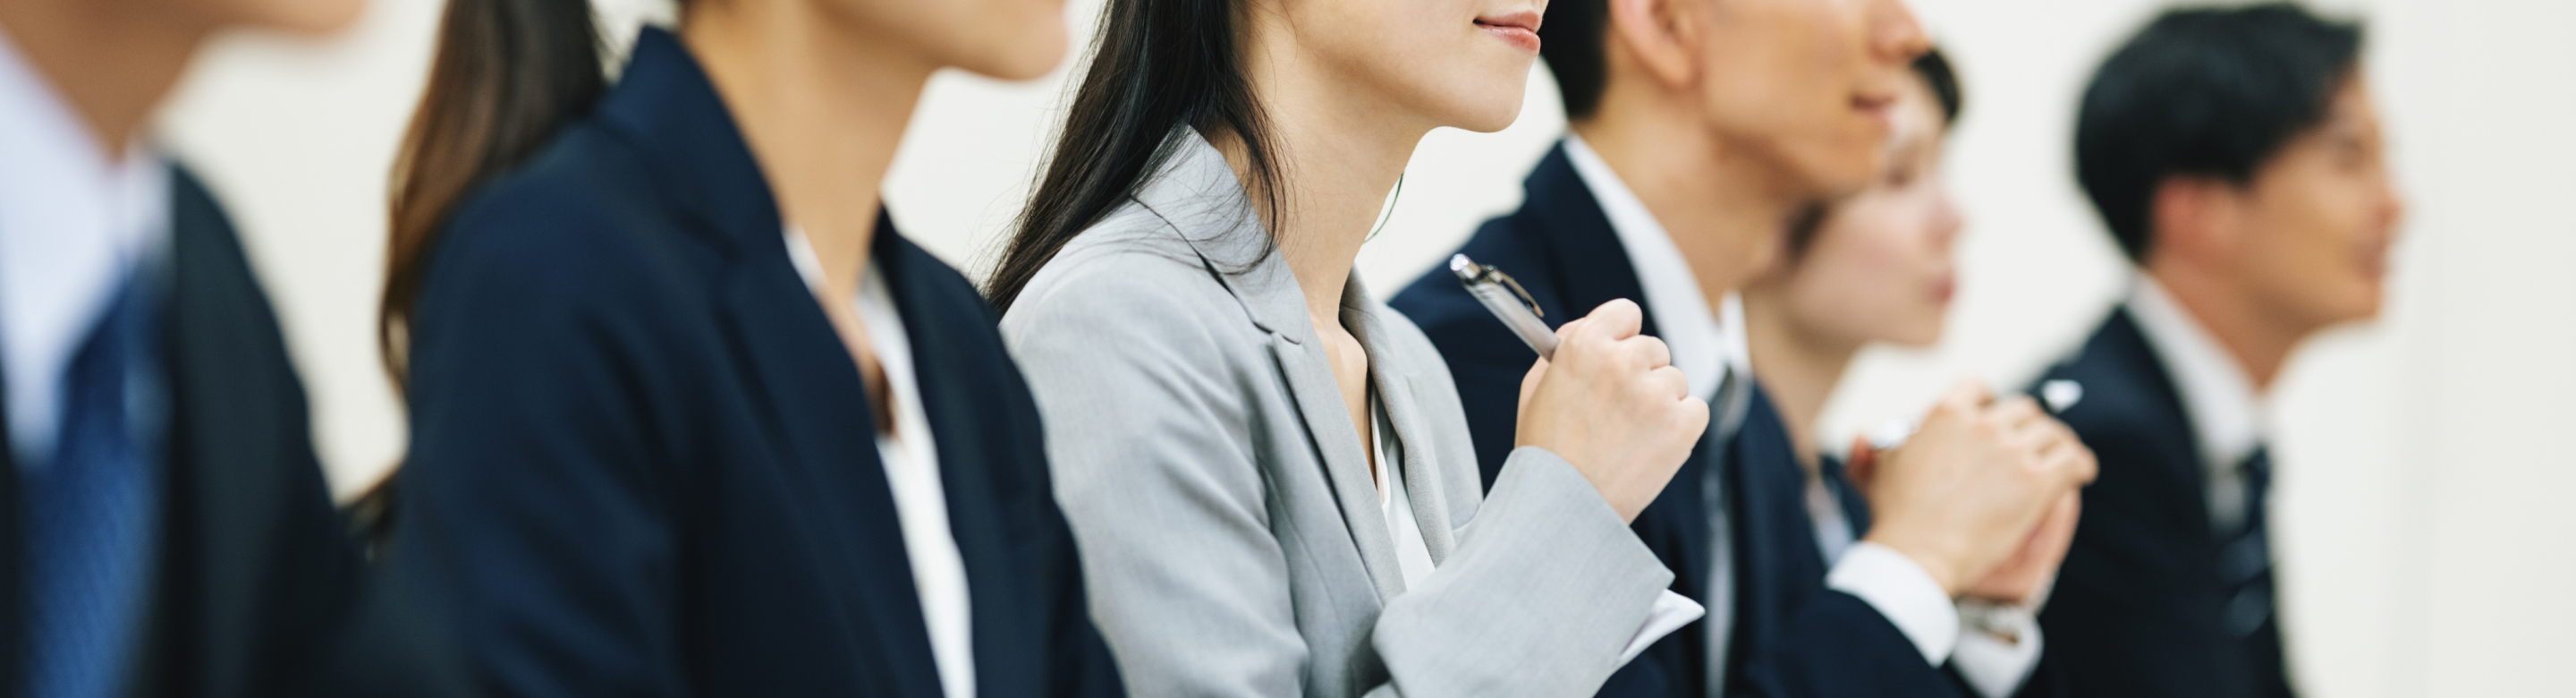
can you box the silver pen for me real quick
[1450,253,1558,360]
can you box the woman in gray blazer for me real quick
[982,0,1713,695]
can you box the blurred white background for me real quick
[153,0,2571,694]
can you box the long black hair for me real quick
[983,0,1281,311]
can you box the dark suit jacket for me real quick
[2030,309,2294,698]
[0,166,373,698]
[387,28,1120,698]
[1392,143,2056,698]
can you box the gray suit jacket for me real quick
[1000,131,1675,697]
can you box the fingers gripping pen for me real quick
[1451,254,1558,360]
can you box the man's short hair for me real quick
[2076,2,2363,263]
[1539,0,1612,121]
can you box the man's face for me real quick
[1690,0,1926,201]
[2227,73,2406,332]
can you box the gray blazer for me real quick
[1000,131,1675,697]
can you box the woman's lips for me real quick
[1853,93,1898,127]
[1477,12,1543,53]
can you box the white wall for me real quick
[154,0,2573,694]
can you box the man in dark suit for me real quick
[1391,0,2093,696]
[0,1,444,696]
[2029,5,2404,698]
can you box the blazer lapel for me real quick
[1517,146,1713,582]
[1345,284,1456,566]
[1260,291,1407,600]
[599,30,942,697]
[1140,132,1408,600]
[868,219,1042,694]
[2100,308,2217,535]
[0,348,15,698]
[1518,146,1662,340]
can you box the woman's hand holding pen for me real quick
[1850,380,2097,597]
[1513,299,1711,524]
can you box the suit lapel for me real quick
[1345,284,1455,567]
[1140,132,1408,600]
[2098,309,2215,535]
[1727,383,1825,635]
[140,165,366,698]
[1517,146,1661,339]
[870,221,1038,694]
[601,30,942,697]
[1262,303,1407,600]
[1516,145,1708,582]
[0,342,15,698]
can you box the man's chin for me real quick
[1803,157,1880,201]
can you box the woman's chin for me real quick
[1443,94,1528,133]
[958,30,1070,82]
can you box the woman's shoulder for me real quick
[1006,204,1243,324]
[443,126,672,258]
[999,205,1273,377]
[415,125,708,336]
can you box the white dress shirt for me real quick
[2124,276,2269,532]
[786,231,976,698]
[0,31,169,469]
[1563,136,2041,695]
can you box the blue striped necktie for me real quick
[2217,446,2275,638]
[24,268,165,698]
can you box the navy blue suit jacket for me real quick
[2029,310,2293,698]
[388,29,1120,698]
[0,166,394,698]
[1392,144,2054,698]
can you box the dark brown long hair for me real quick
[360,0,606,536]
[380,0,606,383]
[982,0,1281,311]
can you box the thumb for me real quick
[1517,357,1549,416]
[1845,436,1879,488]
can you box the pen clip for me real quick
[1450,255,1545,319]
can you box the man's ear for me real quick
[1605,0,1700,89]
[2147,174,2248,268]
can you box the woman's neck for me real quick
[1741,290,1862,471]
[683,8,932,431]
[683,8,931,299]
[1220,36,1431,322]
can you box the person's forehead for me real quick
[2324,74,2381,129]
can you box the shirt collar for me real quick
[1561,135,1748,397]
[2124,275,2267,470]
[0,30,169,464]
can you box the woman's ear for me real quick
[1605,0,1702,90]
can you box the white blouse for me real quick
[788,229,976,698]
[1369,387,1437,590]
